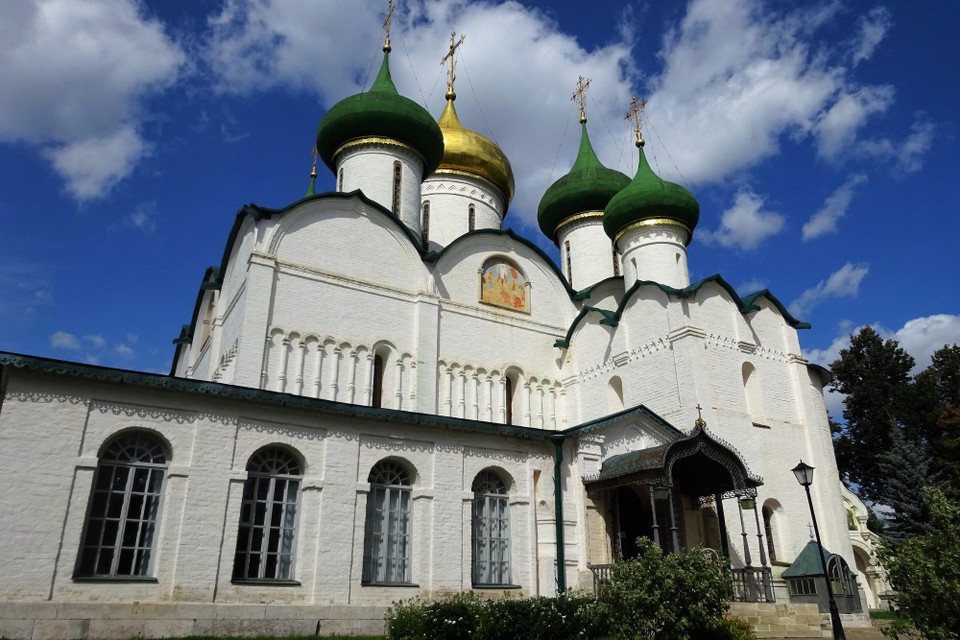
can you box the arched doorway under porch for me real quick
[584,421,775,602]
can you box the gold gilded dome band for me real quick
[333,137,424,164]
[613,218,692,246]
[553,211,604,237]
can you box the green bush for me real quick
[699,616,758,640]
[385,591,611,640]
[881,488,960,640]
[598,538,734,640]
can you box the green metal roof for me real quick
[537,123,630,242]
[603,146,699,240]
[315,53,444,176]
[782,540,834,578]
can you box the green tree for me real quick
[830,327,916,502]
[874,426,936,540]
[881,489,960,640]
[916,345,960,494]
[599,538,734,640]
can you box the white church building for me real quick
[0,32,863,639]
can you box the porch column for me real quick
[648,486,661,547]
[714,494,730,558]
[737,499,752,566]
[667,491,680,553]
[752,505,768,567]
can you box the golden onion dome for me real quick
[436,99,515,204]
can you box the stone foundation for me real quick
[0,602,388,640]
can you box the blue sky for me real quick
[1,0,957,418]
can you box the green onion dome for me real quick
[316,52,444,176]
[603,145,699,242]
[537,124,630,242]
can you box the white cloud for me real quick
[855,116,936,174]
[49,330,81,351]
[698,190,784,250]
[894,315,960,374]
[737,278,768,295]
[124,202,158,233]
[815,85,894,161]
[802,173,867,240]
[43,127,148,201]
[84,335,107,349]
[115,344,135,359]
[789,262,869,318]
[0,0,185,200]
[851,7,892,66]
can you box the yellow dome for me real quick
[436,100,515,204]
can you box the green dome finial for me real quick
[305,147,318,197]
[603,144,700,242]
[315,50,444,176]
[537,122,630,242]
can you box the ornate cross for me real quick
[382,0,396,52]
[441,31,466,100]
[695,404,706,428]
[571,75,592,124]
[625,95,648,147]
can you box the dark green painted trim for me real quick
[741,289,811,329]
[561,403,685,439]
[555,275,810,351]
[571,276,624,301]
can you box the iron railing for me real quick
[588,562,775,603]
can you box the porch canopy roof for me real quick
[583,424,763,498]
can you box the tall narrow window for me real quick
[472,471,511,586]
[421,201,430,246]
[372,354,385,408]
[468,204,476,231]
[363,460,413,584]
[564,240,573,287]
[76,433,168,578]
[232,448,301,581]
[337,168,344,191]
[762,505,777,562]
[612,243,621,277]
[391,161,402,215]
[504,375,515,425]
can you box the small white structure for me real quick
[0,36,863,639]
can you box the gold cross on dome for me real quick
[382,0,396,52]
[441,31,466,100]
[695,404,706,428]
[625,95,648,147]
[571,76,592,124]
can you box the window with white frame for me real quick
[76,432,168,578]
[363,460,412,584]
[232,447,302,581]
[472,470,511,585]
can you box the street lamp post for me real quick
[792,460,846,640]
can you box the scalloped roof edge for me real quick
[554,275,810,350]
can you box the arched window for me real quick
[372,354,385,408]
[363,460,412,584]
[762,504,777,562]
[504,375,515,425]
[742,362,765,425]
[612,243,621,277]
[468,204,476,231]
[421,201,430,245]
[337,167,344,191]
[76,433,168,578]
[232,447,302,581]
[472,471,510,586]
[608,376,624,412]
[391,161,402,215]
[564,240,573,286]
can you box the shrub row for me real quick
[386,540,756,640]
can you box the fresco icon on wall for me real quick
[480,258,529,312]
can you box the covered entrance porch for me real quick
[583,421,776,603]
